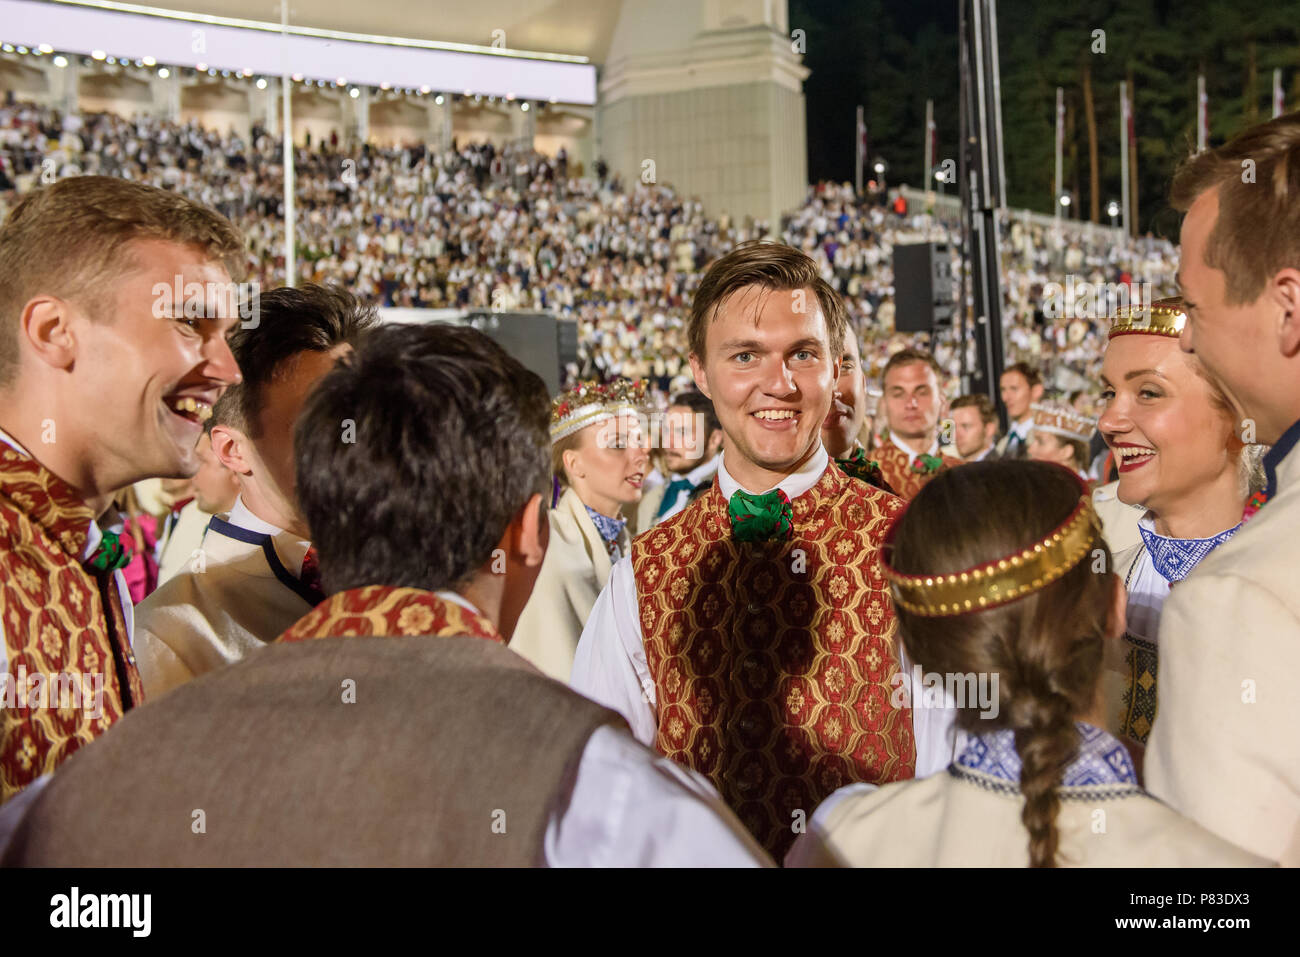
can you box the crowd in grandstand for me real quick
[0,99,1179,409]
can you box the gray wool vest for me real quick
[3,635,624,866]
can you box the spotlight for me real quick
[420,85,430,95]
[434,94,444,105]
[16,46,28,55]
[349,87,360,99]
[1059,193,1072,209]
[521,101,529,112]
[1,44,13,54]
[38,43,54,54]
[256,78,268,90]
[158,68,170,78]
[106,56,116,65]
[54,55,68,68]
[91,50,106,60]
[143,55,156,66]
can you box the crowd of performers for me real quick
[0,111,1297,867]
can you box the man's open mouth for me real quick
[163,395,213,425]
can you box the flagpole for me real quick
[1120,81,1130,239]
[855,104,865,196]
[924,98,934,193]
[1054,86,1063,230]
[281,0,296,288]
[1197,74,1207,153]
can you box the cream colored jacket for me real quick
[512,488,628,683]
[1146,440,1300,864]
[789,768,1270,867]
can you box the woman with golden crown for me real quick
[1095,297,1265,767]
[510,379,651,682]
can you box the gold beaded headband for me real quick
[879,491,1103,618]
[1108,296,1187,339]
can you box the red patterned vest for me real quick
[873,441,963,501]
[632,462,915,859]
[0,445,145,804]
[280,585,504,645]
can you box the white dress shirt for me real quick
[570,443,958,778]
[442,590,768,866]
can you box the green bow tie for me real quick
[836,447,896,493]
[910,453,945,475]
[728,488,793,543]
[86,529,130,573]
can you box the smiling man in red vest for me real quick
[0,177,244,806]
[573,240,929,860]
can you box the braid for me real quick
[1008,685,1078,868]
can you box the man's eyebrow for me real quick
[717,338,764,351]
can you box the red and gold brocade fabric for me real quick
[632,462,915,859]
[279,585,504,645]
[873,442,963,501]
[0,446,144,804]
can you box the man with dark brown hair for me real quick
[995,362,1044,459]
[0,176,244,805]
[874,348,963,499]
[133,284,377,699]
[574,241,949,862]
[950,393,999,462]
[1145,111,1300,864]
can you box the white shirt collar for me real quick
[1010,416,1035,440]
[227,494,312,575]
[889,432,938,459]
[718,443,829,500]
[681,451,722,486]
[437,589,483,618]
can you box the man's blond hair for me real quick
[0,176,246,385]
[1170,110,1300,305]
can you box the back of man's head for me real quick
[294,323,551,595]
[210,283,379,438]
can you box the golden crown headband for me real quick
[550,379,647,443]
[1108,296,1187,339]
[879,476,1103,618]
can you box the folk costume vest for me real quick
[872,441,961,501]
[632,461,915,859]
[6,586,621,866]
[0,445,144,803]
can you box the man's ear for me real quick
[209,425,253,476]
[706,427,725,457]
[689,353,711,399]
[1272,267,1300,358]
[512,492,547,568]
[1031,382,1045,403]
[19,297,78,371]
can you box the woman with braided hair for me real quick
[787,460,1269,867]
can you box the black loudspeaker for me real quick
[893,242,955,333]
[462,312,576,395]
